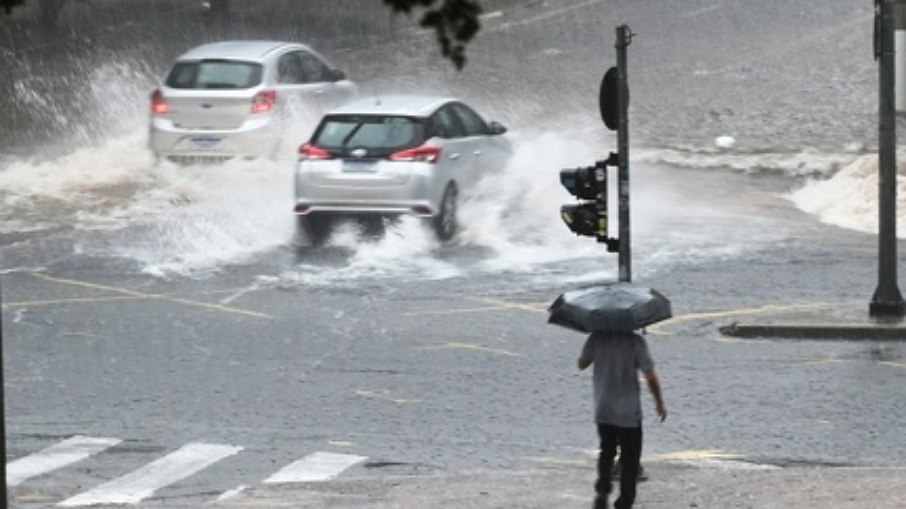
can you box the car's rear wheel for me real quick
[297,215,331,246]
[433,185,458,241]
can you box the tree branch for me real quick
[384,0,482,70]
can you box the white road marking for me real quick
[212,485,248,504]
[479,10,503,20]
[58,442,242,507]
[681,3,724,18]
[263,452,367,484]
[7,436,122,487]
[681,458,781,470]
[490,0,602,32]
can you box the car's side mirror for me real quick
[487,121,507,135]
[330,69,347,82]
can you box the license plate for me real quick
[190,136,222,150]
[342,160,376,172]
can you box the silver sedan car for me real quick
[150,40,357,163]
[293,95,512,243]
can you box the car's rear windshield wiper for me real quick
[340,123,366,148]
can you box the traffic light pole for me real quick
[560,25,632,282]
[616,25,632,283]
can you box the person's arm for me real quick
[642,369,667,422]
[578,335,594,370]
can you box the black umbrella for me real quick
[548,284,672,333]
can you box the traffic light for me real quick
[559,166,600,200]
[561,203,602,237]
[559,159,610,241]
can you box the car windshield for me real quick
[165,60,263,89]
[313,115,425,154]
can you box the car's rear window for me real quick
[165,60,263,89]
[312,115,425,154]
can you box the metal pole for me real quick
[0,278,7,509]
[616,25,631,283]
[871,0,906,318]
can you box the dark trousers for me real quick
[595,422,642,509]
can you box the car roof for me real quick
[327,95,458,118]
[176,40,310,62]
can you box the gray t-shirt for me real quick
[581,331,655,428]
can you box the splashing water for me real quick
[0,55,862,284]
[789,153,906,237]
[0,120,812,283]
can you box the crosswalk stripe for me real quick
[263,452,367,484]
[212,484,248,504]
[58,442,243,507]
[7,436,122,487]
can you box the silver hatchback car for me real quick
[149,40,357,163]
[294,95,512,243]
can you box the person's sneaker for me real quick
[614,497,634,509]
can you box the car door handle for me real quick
[473,149,483,156]
[449,153,460,160]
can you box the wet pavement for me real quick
[125,463,906,508]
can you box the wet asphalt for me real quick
[3,207,906,505]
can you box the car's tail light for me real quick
[388,144,442,163]
[151,89,168,115]
[251,89,277,113]
[298,143,334,160]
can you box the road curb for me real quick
[719,322,906,340]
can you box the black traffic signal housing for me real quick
[560,203,601,237]
[559,165,599,201]
[560,157,613,244]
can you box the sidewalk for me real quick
[211,464,906,508]
[717,301,906,340]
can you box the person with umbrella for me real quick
[577,328,667,509]
[549,283,671,508]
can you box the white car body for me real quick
[294,95,512,242]
[149,40,357,163]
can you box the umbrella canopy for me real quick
[548,284,672,333]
